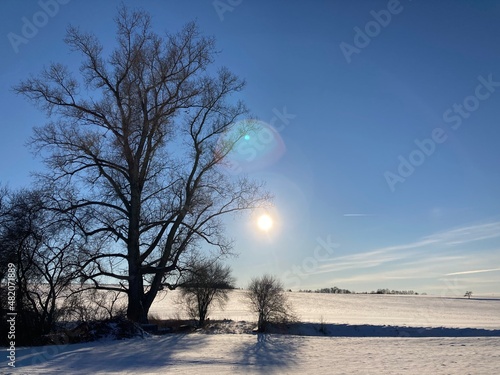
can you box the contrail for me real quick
[445,268,500,276]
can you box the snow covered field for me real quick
[5,292,500,374]
[9,335,500,375]
[149,290,500,329]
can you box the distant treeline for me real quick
[369,288,420,295]
[298,287,352,294]
[298,287,422,295]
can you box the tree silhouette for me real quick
[246,274,295,332]
[15,6,268,323]
[179,260,234,326]
[0,187,81,343]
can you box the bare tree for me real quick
[246,274,295,332]
[464,291,472,299]
[0,188,81,343]
[14,6,269,323]
[179,259,235,326]
[62,289,126,322]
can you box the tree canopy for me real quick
[15,6,269,323]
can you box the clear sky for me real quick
[1,0,499,295]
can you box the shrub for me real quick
[246,274,296,332]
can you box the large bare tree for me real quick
[15,7,268,323]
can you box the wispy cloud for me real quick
[445,268,500,276]
[327,257,467,285]
[315,253,407,274]
[343,213,376,217]
[328,266,440,284]
[315,238,437,274]
[316,222,500,276]
[424,222,500,246]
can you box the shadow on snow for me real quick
[231,333,300,374]
[15,333,207,372]
[279,322,500,338]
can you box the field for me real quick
[5,291,500,374]
[150,290,500,329]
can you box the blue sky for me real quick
[1,0,499,295]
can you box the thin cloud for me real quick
[445,268,500,276]
[315,254,406,275]
[424,222,500,246]
[343,213,376,217]
[328,267,440,284]
[329,261,461,284]
[324,238,437,265]
[317,222,500,277]
[339,221,500,262]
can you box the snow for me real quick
[150,290,500,329]
[4,292,500,374]
[7,335,500,374]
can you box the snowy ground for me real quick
[4,292,500,374]
[149,290,500,329]
[7,335,500,374]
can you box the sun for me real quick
[257,214,273,231]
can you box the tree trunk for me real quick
[127,271,147,323]
[127,185,148,323]
[127,253,150,323]
[258,313,265,332]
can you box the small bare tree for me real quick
[179,260,235,327]
[464,291,472,299]
[246,274,295,332]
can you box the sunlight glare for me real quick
[257,214,273,231]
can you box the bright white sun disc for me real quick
[257,214,273,231]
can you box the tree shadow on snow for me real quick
[15,333,208,372]
[232,333,300,374]
[285,322,500,338]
